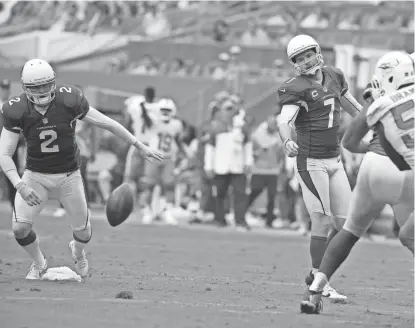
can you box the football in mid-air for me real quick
[106,183,135,227]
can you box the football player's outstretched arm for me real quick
[342,105,370,153]
[343,78,382,153]
[340,90,363,117]
[82,106,163,162]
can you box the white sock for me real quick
[312,268,319,275]
[23,237,46,267]
[309,272,328,292]
[73,240,85,257]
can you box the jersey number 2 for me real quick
[391,99,414,149]
[40,130,59,153]
[324,98,336,128]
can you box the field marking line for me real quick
[91,274,412,293]
[0,296,412,316]
[0,296,283,314]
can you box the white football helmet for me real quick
[286,35,323,75]
[158,98,177,122]
[374,51,415,95]
[21,59,56,106]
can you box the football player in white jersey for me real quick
[139,98,186,224]
[124,86,160,194]
[301,51,414,314]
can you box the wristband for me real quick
[283,138,292,148]
[15,181,25,192]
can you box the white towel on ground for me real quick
[41,266,82,282]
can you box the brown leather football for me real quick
[106,183,134,227]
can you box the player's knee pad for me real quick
[310,213,332,237]
[12,221,33,240]
[14,227,37,246]
[72,220,92,244]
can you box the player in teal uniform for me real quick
[277,35,363,300]
[302,52,414,314]
[0,59,163,280]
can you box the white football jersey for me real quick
[125,95,160,142]
[147,118,183,158]
[366,84,414,169]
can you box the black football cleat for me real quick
[300,287,323,314]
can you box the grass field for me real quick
[0,207,413,328]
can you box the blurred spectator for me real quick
[170,58,188,76]
[246,115,285,228]
[175,121,199,204]
[300,7,329,29]
[278,25,296,48]
[266,10,288,28]
[212,19,229,43]
[0,78,10,103]
[337,11,361,30]
[0,0,18,25]
[204,99,253,230]
[212,53,229,80]
[130,55,159,75]
[195,102,224,219]
[142,4,171,38]
[240,20,271,47]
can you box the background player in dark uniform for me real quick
[277,35,363,300]
[302,57,415,314]
[0,59,163,280]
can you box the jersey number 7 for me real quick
[324,98,336,128]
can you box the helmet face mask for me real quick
[292,49,321,76]
[160,107,173,121]
[158,98,176,122]
[287,35,324,75]
[23,80,56,106]
[21,59,56,106]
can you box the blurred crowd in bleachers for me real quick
[1,1,413,81]
[2,1,413,37]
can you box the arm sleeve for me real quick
[278,104,301,125]
[333,67,349,96]
[341,90,363,115]
[82,106,137,145]
[0,128,22,187]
